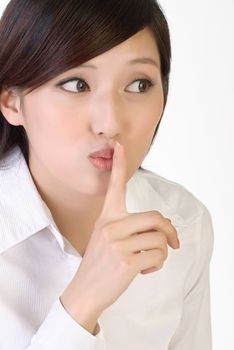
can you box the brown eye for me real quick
[126,79,153,93]
[58,78,89,93]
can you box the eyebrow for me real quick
[79,57,160,70]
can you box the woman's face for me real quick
[15,27,164,196]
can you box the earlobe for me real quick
[0,88,24,127]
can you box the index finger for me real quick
[99,141,128,220]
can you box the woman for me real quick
[0,0,214,349]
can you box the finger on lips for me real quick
[99,141,127,220]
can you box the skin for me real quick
[0,27,164,256]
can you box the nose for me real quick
[89,89,125,139]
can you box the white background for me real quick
[144,1,233,349]
[0,1,233,349]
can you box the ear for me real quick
[0,87,24,127]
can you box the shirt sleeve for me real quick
[26,298,106,350]
[168,206,214,350]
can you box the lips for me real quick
[89,148,114,159]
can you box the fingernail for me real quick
[114,142,119,159]
[116,142,123,155]
[176,239,180,249]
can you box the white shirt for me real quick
[0,145,214,350]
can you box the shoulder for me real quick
[135,168,210,225]
[136,168,214,264]
[134,169,214,237]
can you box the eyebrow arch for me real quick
[79,57,160,70]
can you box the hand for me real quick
[60,141,180,317]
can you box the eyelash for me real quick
[56,77,155,94]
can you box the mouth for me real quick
[89,147,114,159]
[88,156,113,171]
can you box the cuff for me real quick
[29,298,106,350]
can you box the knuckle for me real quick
[150,210,162,221]
[120,257,133,271]
[152,248,167,266]
[155,261,164,270]
[154,233,168,251]
[156,248,165,262]
[155,231,167,243]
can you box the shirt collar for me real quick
[0,145,186,254]
[0,145,54,253]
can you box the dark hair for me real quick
[0,0,171,170]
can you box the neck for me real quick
[28,150,107,256]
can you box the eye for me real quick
[58,78,89,93]
[57,77,154,93]
[126,79,154,93]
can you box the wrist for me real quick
[59,293,102,335]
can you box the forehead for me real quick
[79,27,161,69]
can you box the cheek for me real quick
[127,115,159,173]
[22,95,90,178]
[133,106,162,144]
[128,95,163,169]
[23,95,83,147]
